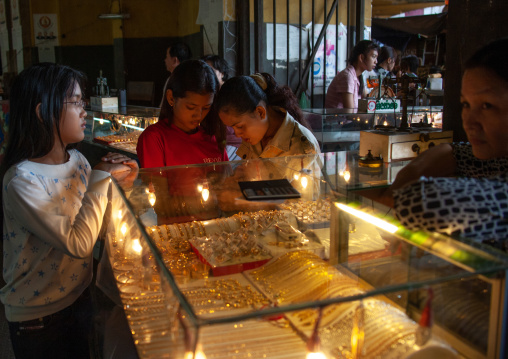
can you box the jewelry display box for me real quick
[100,152,508,359]
[302,105,444,154]
[85,106,159,154]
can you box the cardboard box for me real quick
[90,96,118,110]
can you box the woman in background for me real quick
[370,45,397,99]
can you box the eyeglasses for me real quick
[64,100,86,109]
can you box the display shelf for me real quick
[85,105,159,154]
[101,152,508,359]
[302,106,444,153]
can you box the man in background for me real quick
[160,42,192,106]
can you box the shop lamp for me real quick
[98,13,130,19]
[335,203,398,234]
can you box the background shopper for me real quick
[325,40,380,110]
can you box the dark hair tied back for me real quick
[216,73,307,127]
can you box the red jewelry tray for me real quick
[93,138,114,145]
[190,243,271,277]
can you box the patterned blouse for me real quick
[393,143,508,249]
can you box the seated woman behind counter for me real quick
[371,38,508,250]
[214,73,322,211]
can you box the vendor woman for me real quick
[382,38,508,250]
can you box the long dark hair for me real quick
[159,59,226,151]
[0,62,86,178]
[215,72,309,128]
[465,38,508,82]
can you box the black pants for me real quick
[8,288,93,359]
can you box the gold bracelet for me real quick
[183,223,191,238]
[176,223,185,238]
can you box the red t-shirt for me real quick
[136,119,228,168]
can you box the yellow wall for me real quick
[177,0,201,37]
[29,0,370,47]
[29,0,201,47]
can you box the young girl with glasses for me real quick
[0,62,138,358]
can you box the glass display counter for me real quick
[302,106,444,153]
[99,152,507,359]
[85,105,159,155]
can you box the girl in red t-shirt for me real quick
[137,60,229,224]
[137,60,228,169]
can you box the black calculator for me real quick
[238,179,301,200]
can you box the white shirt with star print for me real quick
[1,149,111,322]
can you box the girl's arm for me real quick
[5,171,111,258]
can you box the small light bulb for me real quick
[148,193,156,206]
[301,175,308,189]
[121,222,127,236]
[293,173,300,180]
[306,352,327,359]
[197,184,203,192]
[117,209,122,219]
[344,170,351,182]
[202,188,209,201]
[184,345,207,359]
[131,238,142,254]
